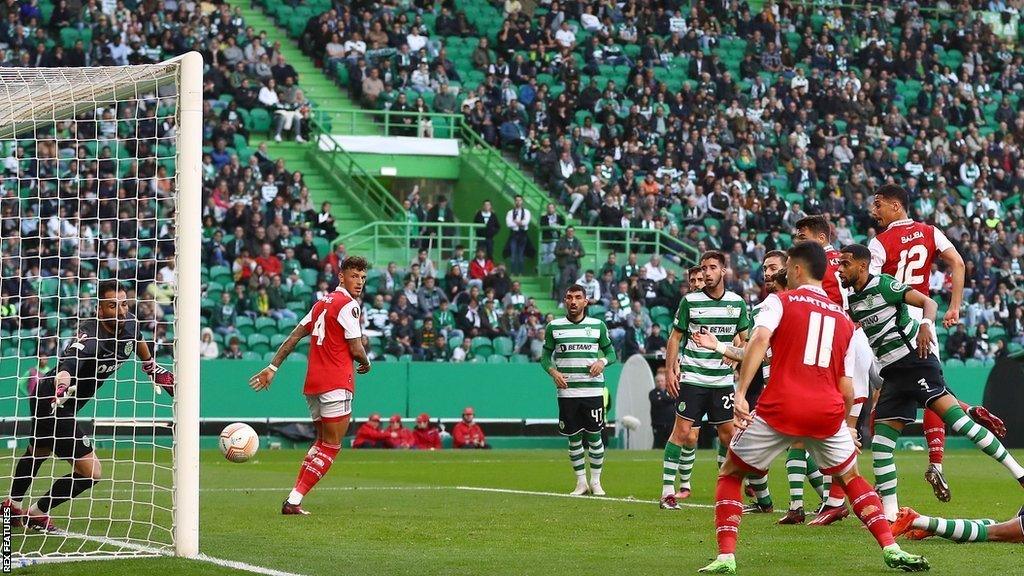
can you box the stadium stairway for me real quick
[230,0,598,313]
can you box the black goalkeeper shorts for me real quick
[29,383,95,460]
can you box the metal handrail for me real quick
[537,224,698,274]
[309,114,406,222]
[334,220,484,270]
[312,108,465,139]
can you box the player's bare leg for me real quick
[25,450,102,533]
[830,462,929,571]
[4,444,51,529]
[893,505,1023,543]
[661,415,695,509]
[284,416,349,515]
[810,415,859,526]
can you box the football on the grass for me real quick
[219,423,259,463]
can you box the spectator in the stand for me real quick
[537,203,564,270]
[295,230,320,269]
[504,194,531,276]
[413,413,442,450]
[554,226,584,297]
[622,315,647,357]
[452,407,490,449]
[315,202,338,240]
[353,413,388,449]
[473,200,501,259]
[383,415,416,449]
[411,249,437,279]
[643,255,667,282]
[256,243,283,277]
[468,247,495,289]
[576,270,600,305]
[458,298,485,338]
[452,338,474,362]
[222,336,244,359]
[199,328,220,360]
[649,369,675,449]
[945,322,975,360]
[645,323,667,356]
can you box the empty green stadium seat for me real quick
[488,354,508,363]
[247,334,271,353]
[471,336,493,358]
[255,317,278,336]
[236,317,255,336]
[492,336,514,356]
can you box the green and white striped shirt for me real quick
[541,316,616,398]
[847,273,921,368]
[674,290,751,388]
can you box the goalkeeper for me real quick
[2,280,174,533]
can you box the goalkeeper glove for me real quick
[143,359,175,396]
[51,382,78,414]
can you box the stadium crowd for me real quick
[5,0,1024,367]
[291,0,1024,364]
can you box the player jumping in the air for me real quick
[542,284,616,496]
[892,505,1024,544]
[868,183,1005,502]
[792,215,875,526]
[838,244,1024,522]
[249,256,372,515]
[661,251,751,510]
[699,242,928,575]
[692,251,828,522]
[2,280,174,533]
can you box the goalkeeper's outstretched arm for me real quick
[137,340,175,395]
[249,324,308,391]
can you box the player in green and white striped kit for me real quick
[542,284,617,496]
[839,243,1024,521]
[660,251,751,509]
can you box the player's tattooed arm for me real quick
[250,324,306,391]
[346,337,371,374]
[904,288,938,358]
[691,330,745,361]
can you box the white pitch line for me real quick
[89,484,716,510]
[19,529,308,576]
[193,554,307,576]
[453,485,714,509]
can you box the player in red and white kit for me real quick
[868,183,1005,503]
[249,256,372,515]
[793,215,874,526]
[699,242,928,575]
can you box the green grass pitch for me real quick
[13,448,1024,575]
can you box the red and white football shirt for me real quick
[299,286,362,395]
[868,219,953,296]
[822,245,847,308]
[751,285,856,439]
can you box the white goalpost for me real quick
[0,51,201,566]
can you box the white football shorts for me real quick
[730,415,858,476]
[305,389,354,422]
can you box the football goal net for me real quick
[0,51,201,566]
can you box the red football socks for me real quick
[845,475,895,548]
[294,440,341,496]
[714,474,745,554]
[923,408,946,466]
